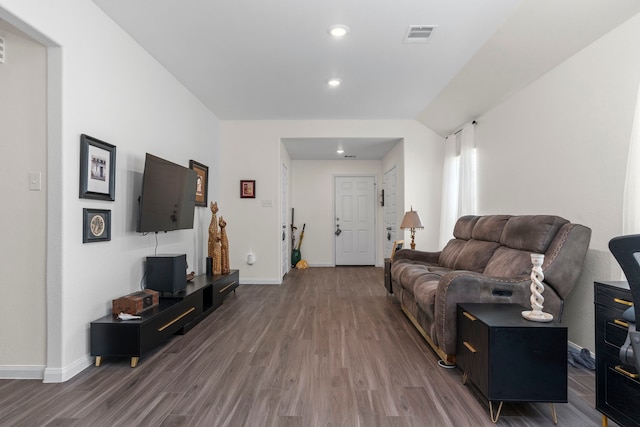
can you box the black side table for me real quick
[384,258,392,294]
[456,303,567,424]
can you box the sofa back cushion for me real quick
[453,240,502,272]
[439,239,466,269]
[440,214,572,278]
[452,215,479,240]
[482,247,532,278]
[472,215,510,242]
[500,215,568,253]
[440,215,507,272]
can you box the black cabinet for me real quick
[457,303,567,423]
[595,281,640,427]
[91,270,238,367]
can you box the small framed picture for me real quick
[391,240,404,261]
[240,180,256,199]
[189,160,209,207]
[83,208,111,243]
[79,134,116,201]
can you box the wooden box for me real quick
[112,289,159,315]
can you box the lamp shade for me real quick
[400,207,423,230]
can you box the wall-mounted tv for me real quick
[137,153,197,233]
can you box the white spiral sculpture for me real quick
[522,253,554,322]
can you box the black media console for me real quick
[90,270,239,367]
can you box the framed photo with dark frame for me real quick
[240,180,256,199]
[189,160,209,207]
[79,134,116,201]
[391,240,404,261]
[83,208,111,243]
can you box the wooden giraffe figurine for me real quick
[219,216,230,274]
[208,202,222,275]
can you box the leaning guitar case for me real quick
[291,223,305,267]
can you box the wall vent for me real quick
[344,155,356,158]
[403,25,437,43]
[0,36,5,64]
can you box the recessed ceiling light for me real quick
[337,148,344,154]
[327,78,342,87]
[328,25,349,38]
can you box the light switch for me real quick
[29,171,41,191]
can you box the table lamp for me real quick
[400,206,424,250]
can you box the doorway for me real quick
[281,162,289,278]
[334,176,376,265]
[383,166,398,258]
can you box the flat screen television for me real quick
[137,153,197,233]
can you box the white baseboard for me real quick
[308,263,334,267]
[43,355,92,383]
[0,365,46,380]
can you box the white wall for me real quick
[291,160,383,267]
[474,12,640,350]
[0,0,221,381]
[220,120,441,283]
[0,23,47,374]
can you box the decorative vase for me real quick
[206,257,213,276]
[522,253,554,322]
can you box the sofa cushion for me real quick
[472,215,510,242]
[413,280,439,319]
[452,215,479,240]
[454,240,502,273]
[392,260,451,296]
[483,246,532,278]
[439,239,466,269]
[501,215,568,253]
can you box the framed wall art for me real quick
[79,134,116,201]
[391,240,404,261]
[83,208,111,243]
[240,180,256,199]
[189,160,209,207]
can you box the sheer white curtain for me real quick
[623,81,640,235]
[439,123,477,247]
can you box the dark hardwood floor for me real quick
[0,267,612,426]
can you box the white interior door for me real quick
[281,162,289,278]
[335,176,376,265]
[384,166,398,258]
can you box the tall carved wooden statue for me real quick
[219,216,230,274]
[207,202,218,257]
[208,202,222,275]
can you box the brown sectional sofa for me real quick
[391,214,591,364]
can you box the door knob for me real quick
[335,224,342,236]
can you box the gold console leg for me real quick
[602,414,608,427]
[462,372,468,385]
[549,403,558,424]
[95,356,102,367]
[489,401,503,423]
[130,357,139,368]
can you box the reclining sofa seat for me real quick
[391,214,591,364]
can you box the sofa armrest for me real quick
[433,272,543,356]
[393,248,441,264]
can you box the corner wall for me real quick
[0,22,47,375]
[0,0,221,381]
[474,12,640,349]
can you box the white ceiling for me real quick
[89,0,640,159]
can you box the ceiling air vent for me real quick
[403,25,437,44]
[344,155,356,159]
[0,36,5,64]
